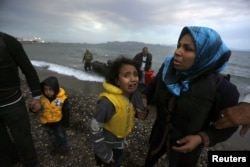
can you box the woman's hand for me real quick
[136,108,149,120]
[171,135,202,153]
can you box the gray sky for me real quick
[1,0,250,50]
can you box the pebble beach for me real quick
[19,67,246,167]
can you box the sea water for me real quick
[23,42,250,98]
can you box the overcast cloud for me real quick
[1,0,250,50]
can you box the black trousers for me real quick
[0,98,38,167]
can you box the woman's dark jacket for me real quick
[142,66,239,149]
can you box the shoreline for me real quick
[20,67,250,166]
[36,67,104,95]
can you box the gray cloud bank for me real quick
[1,0,250,50]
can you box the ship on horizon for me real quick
[17,37,45,43]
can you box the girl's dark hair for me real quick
[105,56,141,86]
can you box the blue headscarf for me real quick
[162,26,231,96]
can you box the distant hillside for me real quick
[105,41,175,47]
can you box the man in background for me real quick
[133,47,152,84]
[82,49,93,71]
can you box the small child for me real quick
[90,56,148,167]
[40,76,70,156]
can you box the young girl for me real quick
[90,56,148,167]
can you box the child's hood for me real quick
[40,76,59,95]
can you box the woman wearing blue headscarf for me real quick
[142,26,239,167]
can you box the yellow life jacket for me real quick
[40,88,67,124]
[99,82,136,138]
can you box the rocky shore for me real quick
[19,68,243,167]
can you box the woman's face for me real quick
[173,33,196,71]
[117,64,139,97]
